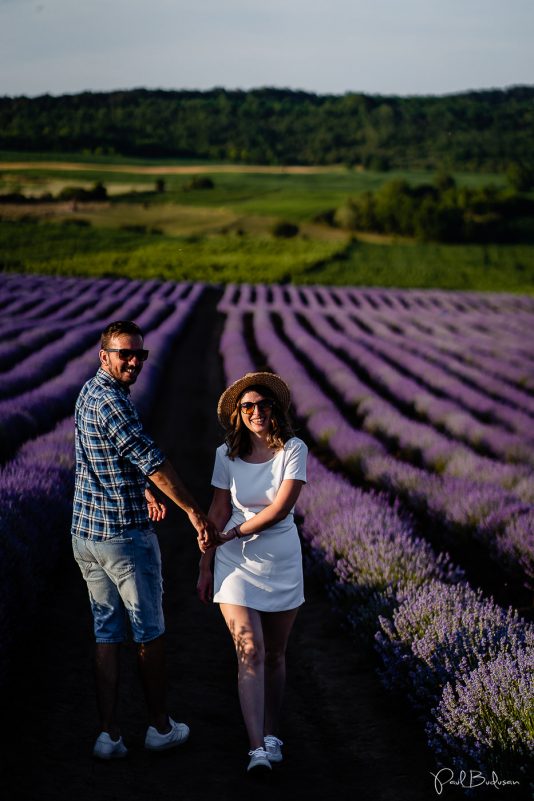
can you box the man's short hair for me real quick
[100,321,143,350]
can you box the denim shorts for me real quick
[72,528,165,644]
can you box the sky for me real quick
[1,0,533,98]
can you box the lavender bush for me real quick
[299,454,463,632]
[375,580,534,712]
[427,648,534,785]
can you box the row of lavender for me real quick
[226,283,534,392]
[0,277,194,460]
[223,284,534,445]
[0,274,205,687]
[219,285,534,593]
[217,298,533,791]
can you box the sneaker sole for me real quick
[145,740,189,751]
[93,750,128,760]
[145,733,190,751]
[247,764,272,774]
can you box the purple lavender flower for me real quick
[427,647,534,781]
[375,580,533,712]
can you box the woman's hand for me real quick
[197,570,214,604]
[217,526,240,544]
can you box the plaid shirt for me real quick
[71,367,166,541]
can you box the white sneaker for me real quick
[93,732,128,760]
[247,747,272,772]
[144,718,190,751]
[264,735,283,762]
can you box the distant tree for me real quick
[91,181,107,201]
[57,182,107,202]
[155,178,166,193]
[415,198,464,242]
[271,220,299,238]
[334,195,377,231]
[312,208,337,226]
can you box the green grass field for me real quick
[1,153,532,292]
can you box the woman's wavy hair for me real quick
[224,384,294,459]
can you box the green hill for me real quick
[1,86,533,170]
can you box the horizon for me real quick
[2,81,532,102]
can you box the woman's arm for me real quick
[208,487,233,531]
[197,548,215,603]
[222,479,304,541]
[197,488,232,603]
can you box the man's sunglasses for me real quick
[104,348,149,362]
[240,399,274,416]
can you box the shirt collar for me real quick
[96,366,131,395]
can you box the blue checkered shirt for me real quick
[71,367,166,540]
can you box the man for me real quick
[71,320,217,760]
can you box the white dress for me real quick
[211,436,308,612]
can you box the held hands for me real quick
[195,528,241,604]
[190,511,219,553]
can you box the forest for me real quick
[1,85,533,171]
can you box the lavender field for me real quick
[1,273,533,795]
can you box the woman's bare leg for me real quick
[261,607,299,736]
[219,603,265,749]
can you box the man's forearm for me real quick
[148,459,200,517]
[148,459,218,551]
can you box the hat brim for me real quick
[217,372,291,429]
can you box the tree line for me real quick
[329,173,534,243]
[0,86,533,171]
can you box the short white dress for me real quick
[211,436,308,612]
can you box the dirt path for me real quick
[2,288,447,801]
[0,162,346,175]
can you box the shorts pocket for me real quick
[95,536,135,580]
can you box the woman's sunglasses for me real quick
[104,348,149,361]
[239,399,274,416]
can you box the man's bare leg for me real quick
[95,642,121,740]
[137,634,170,733]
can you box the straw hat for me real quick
[217,372,291,429]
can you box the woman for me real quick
[197,372,308,773]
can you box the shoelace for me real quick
[264,735,283,748]
[248,747,268,757]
